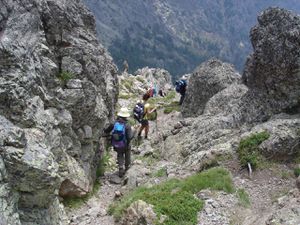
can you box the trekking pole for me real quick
[247,162,252,178]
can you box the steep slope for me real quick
[0,0,118,224]
[84,0,300,77]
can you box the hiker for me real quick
[133,100,144,124]
[143,92,151,102]
[158,89,166,97]
[103,107,133,177]
[142,87,153,102]
[123,60,129,73]
[148,87,154,98]
[175,77,187,105]
[138,103,157,139]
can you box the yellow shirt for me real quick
[144,103,156,120]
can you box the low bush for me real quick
[151,167,167,178]
[109,167,234,224]
[164,91,176,102]
[118,93,132,99]
[294,168,300,177]
[237,131,270,169]
[136,76,146,83]
[121,79,134,92]
[236,188,250,208]
[57,70,74,84]
[96,151,111,177]
[163,101,180,114]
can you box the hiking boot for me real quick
[137,133,142,139]
[118,168,125,178]
[145,136,151,140]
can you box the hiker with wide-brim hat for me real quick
[103,107,133,177]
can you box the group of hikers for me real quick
[103,76,188,177]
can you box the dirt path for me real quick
[67,172,121,225]
[198,159,298,225]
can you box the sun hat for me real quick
[117,107,130,118]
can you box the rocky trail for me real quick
[66,98,299,225]
[66,101,186,225]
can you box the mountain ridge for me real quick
[84,0,300,77]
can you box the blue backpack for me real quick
[111,122,127,148]
[133,102,144,122]
[175,80,187,93]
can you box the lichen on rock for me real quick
[0,0,118,224]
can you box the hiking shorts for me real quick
[140,119,149,126]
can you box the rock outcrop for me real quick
[243,7,300,114]
[118,67,173,108]
[0,0,118,224]
[246,114,300,160]
[134,67,172,92]
[164,7,300,170]
[182,59,241,117]
[120,200,158,225]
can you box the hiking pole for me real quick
[247,162,252,178]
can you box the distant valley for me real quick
[84,0,300,77]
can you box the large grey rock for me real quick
[120,200,158,225]
[243,7,300,114]
[247,114,300,160]
[134,67,173,91]
[182,59,241,117]
[0,0,118,224]
[0,155,21,225]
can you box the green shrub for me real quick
[164,91,176,102]
[57,70,74,83]
[136,76,146,83]
[237,131,270,169]
[147,97,160,105]
[151,167,167,178]
[281,170,293,179]
[119,93,131,99]
[236,189,250,208]
[180,167,234,194]
[109,167,234,224]
[96,152,111,177]
[121,79,134,92]
[163,101,180,114]
[294,168,300,177]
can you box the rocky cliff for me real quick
[0,0,118,224]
